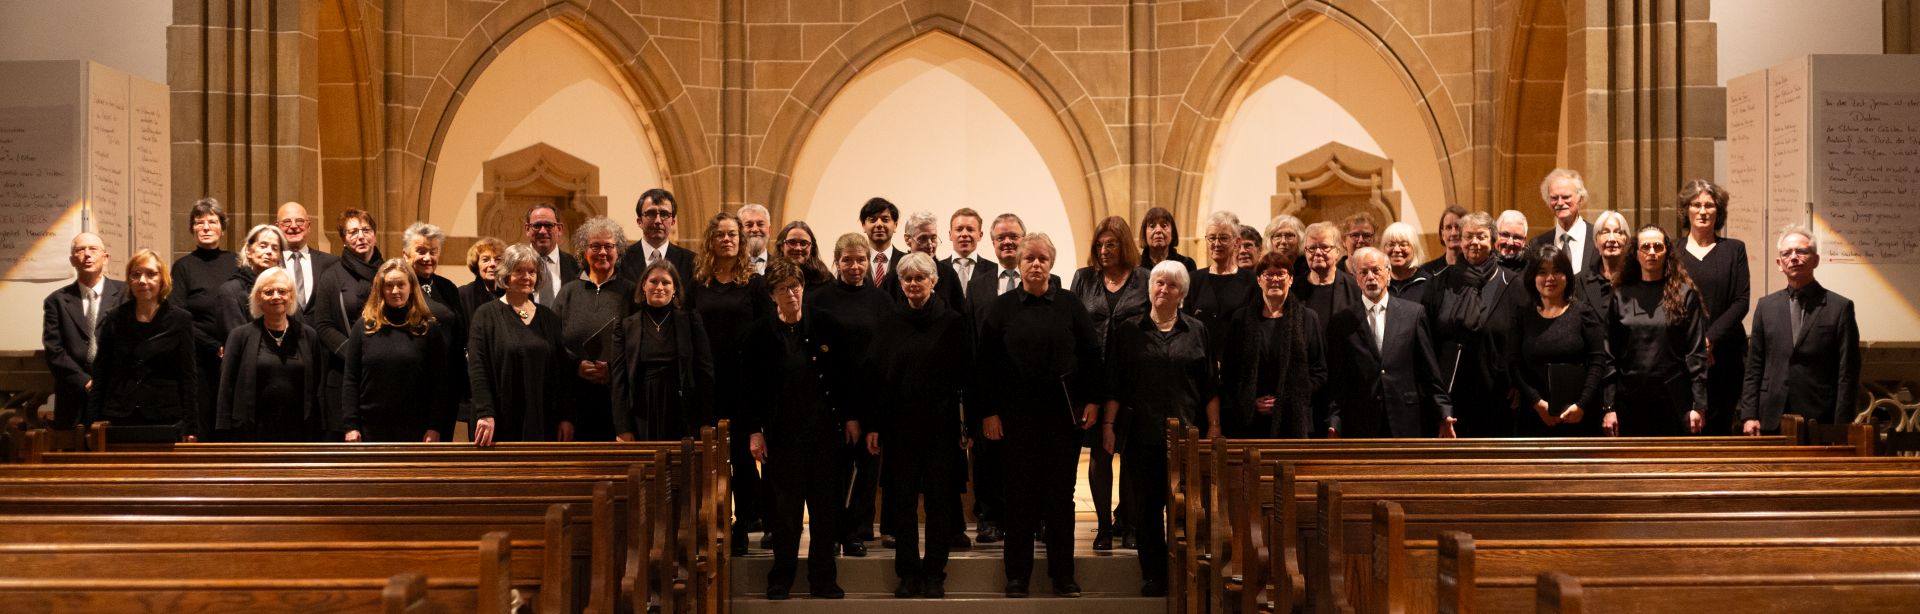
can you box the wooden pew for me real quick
[0,533,515,613]
[0,573,432,614]
[1368,502,1920,614]
[1536,569,1920,614]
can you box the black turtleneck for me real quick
[173,246,236,352]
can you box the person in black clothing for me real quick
[880,211,968,314]
[1101,260,1217,598]
[1417,205,1469,278]
[42,233,126,426]
[1222,252,1326,438]
[459,237,507,321]
[88,250,199,441]
[524,203,582,306]
[1509,244,1608,436]
[1296,221,1360,435]
[1528,169,1604,275]
[313,209,383,439]
[401,223,468,438]
[978,233,1103,599]
[1422,211,1525,437]
[746,257,859,600]
[1605,225,1708,437]
[611,259,714,442]
[864,252,973,599]
[172,198,233,436]
[619,188,697,287]
[687,212,775,554]
[218,224,287,335]
[343,260,454,442]
[775,221,834,287]
[1741,226,1861,434]
[811,232,896,557]
[1068,215,1149,552]
[217,267,321,441]
[1262,214,1311,281]
[964,213,1055,547]
[1494,210,1532,272]
[468,243,575,445]
[557,217,635,442]
[1381,222,1432,304]
[1186,212,1257,388]
[1676,180,1750,435]
[1236,224,1263,270]
[857,197,908,288]
[1581,210,1633,325]
[1325,248,1454,438]
[1139,206,1196,274]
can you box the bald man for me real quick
[42,233,127,425]
[275,201,339,315]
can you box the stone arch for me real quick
[401,0,708,230]
[1161,0,1470,237]
[753,3,1123,224]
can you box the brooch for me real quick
[818,345,829,353]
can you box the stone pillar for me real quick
[169,0,321,253]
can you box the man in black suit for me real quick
[42,232,127,426]
[1325,248,1454,438]
[1741,226,1861,435]
[942,208,988,303]
[524,203,582,306]
[1527,169,1602,276]
[619,188,696,286]
[859,197,908,288]
[274,201,338,316]
[881,211,967,313]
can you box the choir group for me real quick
[40,168,1862,600]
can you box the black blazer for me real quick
[216,318,323,431]
[1220,302,1326,437]
[740,309,855,442]
[41,279,127,424]
[86,301,199,436]
[1324,297,1451,438]
[617,243,693,287]
[1529,222,1603,275]
[940,255,992,302]
[1741,282,1861,430]
[882,255,969,314]
[609,308,716,439]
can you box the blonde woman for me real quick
[217,267,321,441]
[343,259,453,442]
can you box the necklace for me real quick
[645,310,670,333]
[1151,310,1179,330]
[265,325,287,347]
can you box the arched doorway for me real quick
[779,32,1092,277]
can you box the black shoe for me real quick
[765,584,790,600]
[809,584,846,599]
[925,576,947,598]
[1122,531,1138,550]
[842,540,867,557]
[759,533,776,549]
[1092,528,1113,551]
[1005,578,1029,598]
[1053,580,1083,598]
[1141,579,1167,597]
[894,576,922,598]
[880,534,897,549]
[950,531,972,549]
[976,522,1003,544]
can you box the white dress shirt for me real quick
[1362,292,1390,352]
[1555,218,1590,276]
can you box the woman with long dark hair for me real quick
[775,220,834,286]
[1068,216,1149,551]
[1509,244,1608,436]
[1676,180,1750,434]
[1605,225,1708,436]
[687,212,774,554]
[611,260,714,442]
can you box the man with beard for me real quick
[1527,169,1602,275]
[739,203,772,275]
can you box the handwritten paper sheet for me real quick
[1818,92,1920,264]
[0,105,80,280]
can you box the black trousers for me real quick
[1124,436,1169,582]
[766,435,842,588]
[729,427,766,539]
[971,434,1006,526]
[1002,419,1081,583]
[838,441,878,542]
[882,441,959,579]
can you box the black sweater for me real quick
[172,247,235,354]
[343,308,454,440]
[467,300,573,441]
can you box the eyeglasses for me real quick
[1497,232,1528,241]
[640,210,675,220]
[526,222,560,231]
[1257,271,1290,280]
[1204,235,1236,244]
[586,242,619,252]
[782,239,813,248]
[1305,245,1335,254]
[276,217,311,228]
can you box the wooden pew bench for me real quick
[1369,502,1920,614]
[0,573,431,614]
[1535,569,1920,614]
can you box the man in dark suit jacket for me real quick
[42,233,127,426]
[1324,248,1453,438]
[1528,169,1603,276]
[882,212,968,314]
[524,203,583,305]
[274,201,339,316]
[619,188,696,286]
[1741,228,1861,434]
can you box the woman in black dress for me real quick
[459,237,507,321]
[1605,225,1708,437]
[1676,180,1749,435]
[1381,222,1432,303]
[1139,206,1197,274]
[216,267,321,441]
[343,259,453,442]
[172,198,233,442]
[1508,244,1608,436]
[611,259,714,442]
[1222,252,1326,438]
[1068,216,1149,551]
[1422,211,1524,437]
[468,243,574,444]
[687,212,774,552]
[1101,259,1218,598]
[88,250,199,441]
[1186,212,1257,378]
[864,252,974,599]
[555,217,634,442]
[313,209,383,439]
